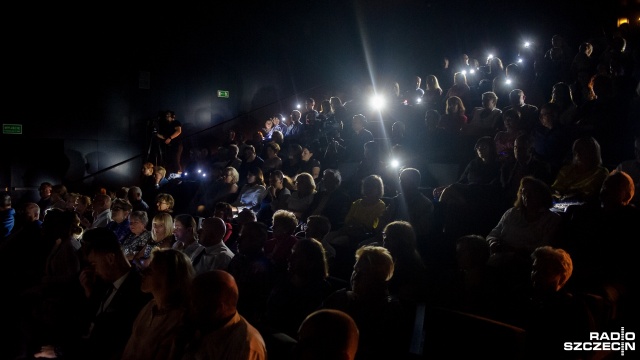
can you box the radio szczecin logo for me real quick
[564,328,635,356]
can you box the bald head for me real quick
[199,217,227,247]
[190,270,239,326]
[296,309,359,360]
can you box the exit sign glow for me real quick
[3,124,22,134]
[217,90,229,98]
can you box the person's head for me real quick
[141,248,195,306]
[129,210,149,235]
[539,102,560,129]
[81,227,131,282]
[243,145,257,162]
[305,98,316,111]
[531,246,573,293]
[572,136,602,168]
[92,194,112,215]
[295,309,359,360]
[236,208,257,226]
[415,75,422,88]
[272,209,298,237]
[515,176,553,210]
[116,187,130,200]
[23,202,41,223]
[399,167,421,193]
[391,121,406,138]
[227,144,240,159]
[289,143,303,161]
[165,110,176,121]
[42,208,83,241]
[425,75,440,90]
[271,114,282,126]
[509,89,526,107]
[75,195,92,214]
[361,174,384,199]
[155,193,175,213]
[294,172,316,196]
[505,63,520,78]
[352,114,367,132]
[152,212,174,244]
[305,215,331,241]
[269,170,285,190]
[351,246,394,297]
[579,42,593,57]
[142,162,155,176]
[265,141,281,159]
[246,167,265,186]
[189,270,239,328]
[173,214,198,244]
[474,136,497,161]
[39,182,53,199]
[550,82,574,107]
[329,96,343,112]
[198,217,227,247]
[154,166,167,184]
[110,198,133,224]
[237,220,268,255]
[127,186,143,203]
[51,184,68,202]
[271,130,284,145]
[363,140,379,161]
[382,221,418,259]
[214,202,234,221]
[445,96,465,115]
[600,170,635,209]
[453,72,467,85]
[513,134,533,162]
[289,238,328,283]
[425,109,441,129]
[481,91,498,110]
[301,143,317,162]
[291,110,302,123]
[222,166,240,185]
[502,108,522,131]
[321,169,342,192]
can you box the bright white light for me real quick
[183,172,188,177]
[416,98,422,104]
[202,173,207,177]
[524,42,531,48]
[518,58,523,63]
[488,54,494,60]
[197,169,202,173]
[469,69,475,74]
[370,95,386,111]
[390,159,400,168]
[505,79,512,85]
[296,104,301,109]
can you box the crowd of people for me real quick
[1,29,640,360]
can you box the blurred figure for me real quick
[177,270,267,360]
[294,309,359,360]
[121,249,195,360]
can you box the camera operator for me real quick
[155,110,183,175]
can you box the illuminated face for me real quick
[152,221,167,239]
[301,148,313,161]
[173,220,190,243]
[129,217,146,235]
[157,199,171,212]
[111,208,127,223]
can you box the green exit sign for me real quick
[217,90,230,98]
[3,124,22,135]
